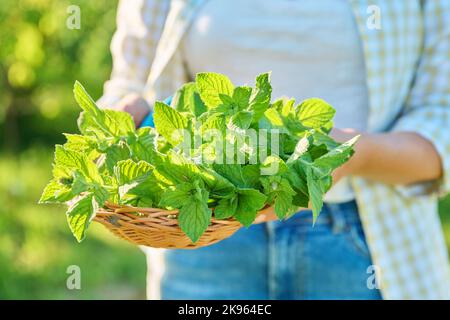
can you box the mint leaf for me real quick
[199,111,227,134]
[232,86,252,110]
[234,188,266,227]
[199,167,236,198]
[156,151,201,185]
[314,135,359,170]
[66,193,97,242]
[171,82,207,117]
[125,174,163,207]
[159,182,196,209]
[39,179,75,204]
[214,195,238,219]
[261,176,296,218]
[261,155,288,176]
[114,159,153,185]
[196,72,234,109]
[305,166,324,223]
[74,81,135,137]
[296,98,335,129]
[63,134,96,153]
[104,142,130,174]
[178,192,212,243]
[54,145,102,184]
[128,127,159,164]
[263,108,284,127]
[249,72,272,122]
[160,180,212,243]
[287,135,312,164]
[213,164,261,189]
[214,187,266,224]
[229,110,253,130]
[153,101,188,146]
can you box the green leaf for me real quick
[54,145,101,183]
[159,182,195,209]
[155,151,201,185]
[196,72,234,109]
[153,101,188,146]
[171,82,207,117]
[261,176,296,219]
[178,194,212,243]
[214,195,238,219]
[249,72,272,122]
[104,109,135,134]
[74,81,135,137]
[199,167,236,198]
[287,135,312,164]
[66,193,97,242]
[234,188,267,227]
[63,134,95,152]
[114,159,153,185]
[71,171,90,194]
[286,160,309,197]
[125,174,163,207]
[229,110,253,129]
[314,135,359,170]
[199,111,227,133]
[73,81,102,117]
[104,142,130,174]
[77,111,106,139]
[161,180,212,243]
[263,108,284,127]
[39,179,75,204]
[260,155,288,176]
[213,164,261,189]
[312,131,340,149]
[128,127,159,163]
[281,99,296,117]
[305,166,324,223]
[296,98,335,129]
[232,86,252,110]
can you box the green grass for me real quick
[0,147,146,299]
[0,146,449,299]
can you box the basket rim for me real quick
[96,201,273,223]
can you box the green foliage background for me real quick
[0,0,146,299]
[0,0,448,299]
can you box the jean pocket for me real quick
[346,225,371,259]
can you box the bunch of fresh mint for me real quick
[39,72,358,243]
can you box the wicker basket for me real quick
[94,202,272,249]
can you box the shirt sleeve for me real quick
[97,0,170,108]
[391,0,450,197]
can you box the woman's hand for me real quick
[112,93,151,127]
[331,129,442,185]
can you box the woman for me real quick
[98,0,450,299]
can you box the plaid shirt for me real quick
[99,0,450,299]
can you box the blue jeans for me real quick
[161,201,382,300]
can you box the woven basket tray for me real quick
[94,202,272,249]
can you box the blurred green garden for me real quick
[0,0,449,300]
[0,0,146,299]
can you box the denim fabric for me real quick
[161,201,382,300]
